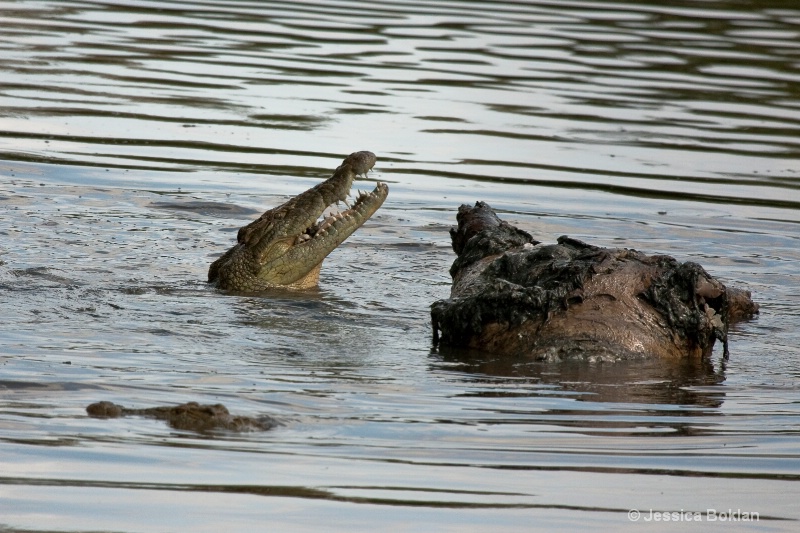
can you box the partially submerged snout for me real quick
[208,151,388,292]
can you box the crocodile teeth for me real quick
[297,183,381,245]
[318,216,334,232]
[294,232,313,245]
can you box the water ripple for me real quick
[1,1,800,531]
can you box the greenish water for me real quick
[0,1,798,531]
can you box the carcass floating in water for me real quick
[431,202,758,362]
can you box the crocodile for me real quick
[86,401,277,432]
[431,201,759,362]
[208,151,388,291]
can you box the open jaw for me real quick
[252,179,389,288]
[291,183,389,247]
[208,151,388,292]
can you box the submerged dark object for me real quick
[431,202,758,362]
[86,401,277,433]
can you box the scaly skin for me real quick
[208,151,388,291]
[86,401,277,432]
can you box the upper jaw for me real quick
[270,151,381,248]
[237,151,378,249]
[269,150,378,239]
[249,152,387,285]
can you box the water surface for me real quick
[1,1,799,531]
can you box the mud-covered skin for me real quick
[208,151,388,292]
[431,202,759,362]
[86,401,277,432]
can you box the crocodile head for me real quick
[208,151,388,292]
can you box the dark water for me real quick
[1,1,799,531]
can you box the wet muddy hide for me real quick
[431,202,758,362]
